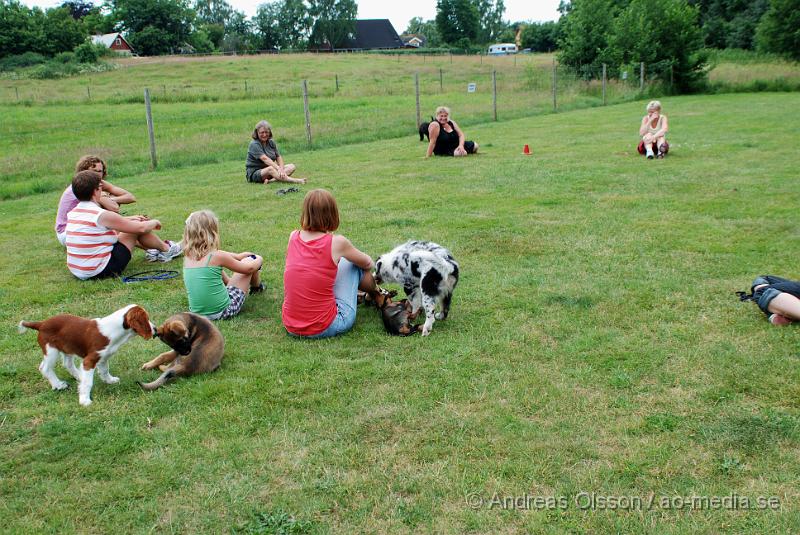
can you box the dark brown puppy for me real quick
[138,312,224,391]
[379,297,420,336]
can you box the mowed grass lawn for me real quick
[1,92,800,533]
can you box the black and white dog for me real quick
[374,241,459,336]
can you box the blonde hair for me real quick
[301,189,339,232]
[183,210,220,261]
[435,106,451,116]
[646,100,662,112]
[75,155,107,178]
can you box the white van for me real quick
[488,43,518,55]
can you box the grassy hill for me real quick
[1,68,799,532]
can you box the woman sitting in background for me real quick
[426,106,479,157]
[637,100,669,159]
[245,120,307,185]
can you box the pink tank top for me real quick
[282,231,338,335]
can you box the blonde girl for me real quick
[183,210,263,320]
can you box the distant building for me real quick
[91,33,134,55]
[339,19,404,51]
[401,34,426,48]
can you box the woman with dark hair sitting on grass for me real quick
[245,120,307,185]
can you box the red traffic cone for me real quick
[522,144,531,155]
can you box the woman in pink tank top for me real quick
[282,189,381,338]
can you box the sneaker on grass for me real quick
[148,240,182,263]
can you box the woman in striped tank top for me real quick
[65,170,181,280]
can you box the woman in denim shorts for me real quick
[748,275,800,325]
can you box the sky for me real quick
[21,0,561,35]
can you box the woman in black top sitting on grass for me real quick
[245,120,307,185]
[425,106,479,158]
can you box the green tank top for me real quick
[183,253,230,315]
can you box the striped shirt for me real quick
[65,201,117,279]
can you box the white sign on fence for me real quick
[467,83,477,93]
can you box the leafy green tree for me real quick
[557,0,620,73]
[110,0,195,55]
[607,0,706,91]
[307,0,356,50]
[520,20,561,52]
[42,7,87,56]
[198,22,224,48]
[255,0,310,50]
[193,0,233,25]
[253,2,281,50]
[403,17,442,47]
[222,9,254,51]
[82,8,115,35]
[435,0,479,46]
[0,1,42,57]
[188,27,215,52]
[74,40,99,62]
[472,0,506,43]
[688,0,769,50]
[756,0,800,60]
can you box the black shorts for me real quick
[434,141,477,156]
[246,167,265,183]
[94,242,131,279]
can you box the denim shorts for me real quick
[304,259,363,339]
[751,276,786,316]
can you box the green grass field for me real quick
[1,62,800,532]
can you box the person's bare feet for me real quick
[291,177,307,184]
[264,177,277,185]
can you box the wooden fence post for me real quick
[439,68,443,92]
[144,88,157,169]
[640,62,644,91]
[552,59,557,111]
[87,86,91,100]
[335,74,339,92]
[602,63,607,106]
[244,80,248,92]
[302,80,312,147]
[415,72,421,129]
[492,70,497,121]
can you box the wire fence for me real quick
[0,54,672,105]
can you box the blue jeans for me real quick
[306,259,363,339]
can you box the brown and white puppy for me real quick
[138,312,224,391]
[18,304,155,406]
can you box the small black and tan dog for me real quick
[379,297,420,336]
[138,312,224,391]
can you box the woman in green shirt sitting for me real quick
[183,210,264,320]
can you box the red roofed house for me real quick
[91,33,134,55]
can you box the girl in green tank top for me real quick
[182,210,265,319]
